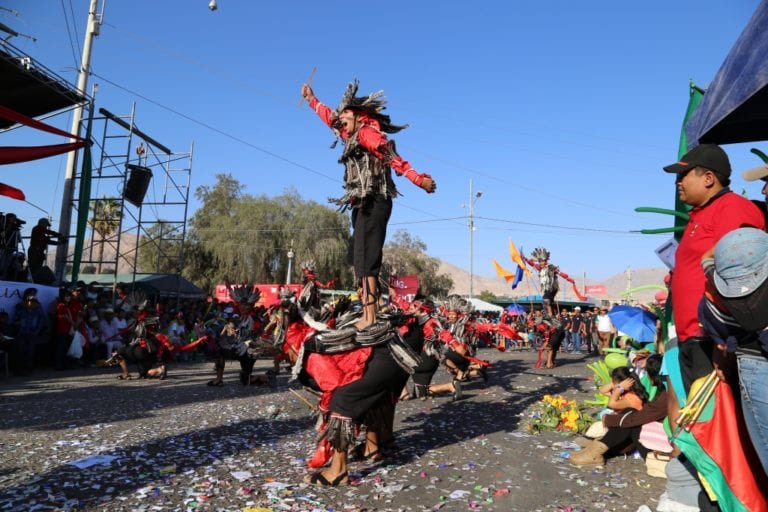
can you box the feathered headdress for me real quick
[444,294,473,314]
[229,283,260,305]
[531,247,551,263]
[335,79,408,134]
[122,288,148,312]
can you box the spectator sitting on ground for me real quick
[85,313,105,362]
[572,354,666,468]
[599,365,648,413]
[99,307,120,341]
[113,307,128,333]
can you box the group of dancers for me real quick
[107,78,581,487]
[109,267,497,487]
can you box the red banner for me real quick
[585,284,607,295]
[389,274,419,300]
[0,183,25,200]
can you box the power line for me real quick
[90,72,339,184]
[88,72,468,230]
[475,215,643,234]
[59,0,80,69]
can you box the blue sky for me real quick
[1,0,765,284]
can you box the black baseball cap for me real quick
[663,144,731,177]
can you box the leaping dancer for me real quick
[523,246,586,318]
[301,79,436,331]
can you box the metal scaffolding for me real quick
[70,103,193,293]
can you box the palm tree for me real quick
[88,197,122,274]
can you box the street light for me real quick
[286,240,295,285]
[462,178,482,299]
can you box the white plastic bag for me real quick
[67,331,84,359]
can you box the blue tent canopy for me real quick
[686,1,768,146]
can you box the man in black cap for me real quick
[662,144,764,390]
[28,217,62,280]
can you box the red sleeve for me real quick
[422,318,438,339]
[524,257,541,271]
[154,333,175,350]
[438,329,461,349]
[176,336,208,352]
[356,126,415,177]
[308,98,349,139]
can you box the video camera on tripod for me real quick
[0,212,25,252]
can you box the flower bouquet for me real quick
[525,394,594,435]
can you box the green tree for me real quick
[477,290,498,303]
[183,177,352,289]
[88,197,122,274]
[382,230,453,299]
[137,220,183,274]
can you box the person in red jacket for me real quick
[301,79,436,331]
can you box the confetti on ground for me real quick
[0,351,663,511]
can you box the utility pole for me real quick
[467,179,482,299]
[625,266,633,304]
[54,0,101,281]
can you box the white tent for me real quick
[467,297,504,313]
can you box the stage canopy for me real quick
[685,2,768,146]
[0,42,85,130]
[78,273,207,299]
[467,297,504,313]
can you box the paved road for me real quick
[0,348,664,511]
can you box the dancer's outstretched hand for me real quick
[301,84,315,102]
[420,176,437,193]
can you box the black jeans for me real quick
[601,424,644,456]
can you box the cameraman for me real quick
[28,218,62,279]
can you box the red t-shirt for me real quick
[672,190,765,341]
[56,302,72,335]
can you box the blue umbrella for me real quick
[607,305,658,342]
[506,303,525,315]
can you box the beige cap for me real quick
[742,164,768,182]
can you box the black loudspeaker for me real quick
[124,164,152,207]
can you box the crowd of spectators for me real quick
[1,279,266,376]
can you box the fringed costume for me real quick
[303,79,436,330]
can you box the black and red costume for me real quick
[306,80,433,290]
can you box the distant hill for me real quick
[438,260,668,305]
[47,233,139,275]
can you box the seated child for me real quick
[600,366,648,412]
